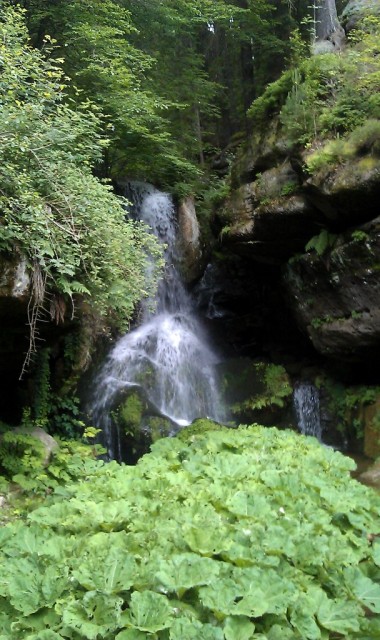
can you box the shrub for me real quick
[1,425,380,638]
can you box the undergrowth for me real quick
[1,425,380,639]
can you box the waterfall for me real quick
[293,382,323,441]
[92,183,224,459]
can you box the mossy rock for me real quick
[115,392,144,436]
[177,418,226,442]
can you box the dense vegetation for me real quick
[1,2,380,637]
[0,5,162,334]
[248,14,380,173]
[1,425,380,639]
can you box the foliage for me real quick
[48,396,87,440]
[306,119,380,172]
[177,418,224,441]
[230,363,292,416]
[114,393,144,436]
[1,425,380,637]
[248,15,380,161]
[11,437,105,495]
[305,229,338,256]
[0,430,45,477]
[0,5,163,332]
[247,70,293,125]
[317,377,380,440]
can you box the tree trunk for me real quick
[315,0,345,49]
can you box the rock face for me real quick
[177,196,204,283]
[0,256,30,310]
[284,217,380,360]
[217,112,380,363]
[342,0,380,34]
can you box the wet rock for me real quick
[230,119,294,187]
[359,460,380,488]
[0,256,30,314]
[219,162,322,264]
[284,217,380,360]
[177,196,204,283]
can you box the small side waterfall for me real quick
[293,382,323,441]
[92,183,224,459]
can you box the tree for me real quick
[0,4,162,344]
[314,0,345,48]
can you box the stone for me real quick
[304,156,380,226]
[220,187,322,264]
[341,0,380,34]
[0,256,30,310]
[14,426,58,465]
[284,217,380,361]
[177,196,204,283]
[359,460,380,489]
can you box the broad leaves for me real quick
[1,425,380,639]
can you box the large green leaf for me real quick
[122,590,173,633]
[183,524,232,556]
[224,615,255,640]
[62,592,123,639]
[345,567,380,613]
[169,618,224,640]
[317,597,361,634]
[73,547,138,593]
[116,630,148,640]
[155,553,220,593]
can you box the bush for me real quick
[1,425,380,638]
[0,6,162,332]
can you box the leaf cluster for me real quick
[1,425,380,638]
[0,5,163,329]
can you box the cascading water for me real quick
[92,183,224,459]
[293,382,323,441]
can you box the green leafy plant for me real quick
[0,5,163,345]
[0,430,45,477]
[305,229,338,256]
[317,377,380,440]
[1,425,380,638]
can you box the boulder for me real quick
[0,256,30,314]
[359,460,380,489]
[13,426,58,465]
[341,0,380,34]
[304,156,380,226]
[284,217,380,360]
[219,162,323,264]
[177,196,204,283]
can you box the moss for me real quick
[115,393,143,436]
[177,418,225,442]
[144,417,173,443]
[247,70,293,125]
[306,120,380,173]
[317,376,380,441]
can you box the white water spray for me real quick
[293,382,322,441]
[92,183,224,459]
